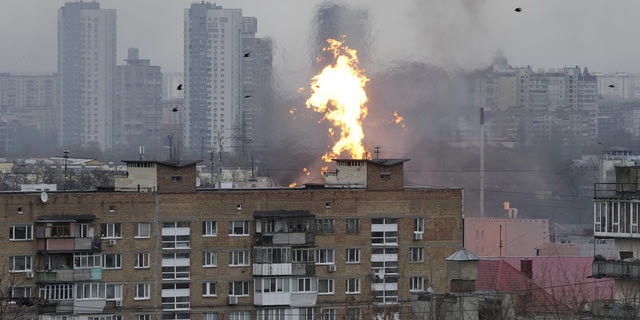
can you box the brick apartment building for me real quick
[0,158,462,320]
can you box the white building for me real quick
[58,2,116,152]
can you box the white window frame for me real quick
[346,278,360,294]
[135,222,151,238]
[203,314,218,320]
[10,256,32,272]
[203,221,217,237]
[202,281,217,297]
[229,250,250,266]
[74,253,102,269]
[321,308,336,320]
[228,221,250,236]
[414,217,425,233]
[229,312,250,320]
[135,315,151,320]
[106,283,122,301]
[203,251,217,267]
[135,253,150,269]
[134,283,150,300]
[76,282,106,300]
[346,218,360,234]
[316,219,335,234]
[228,280,250,297]
[294,277,315,292]
[410,247,424,262]
[9,224,33,241]
[103,253,122,269]
[315,248,335,265]
[346,248,360,264]
[411,276,425,292]
[11,286,31,299]
[101,223,122,239]
[318,279,334,295]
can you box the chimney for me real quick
[127,48,139,61]
[521,260,533,279]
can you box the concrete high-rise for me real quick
[114,48,162,154]
[58,2,116,152]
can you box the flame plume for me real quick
[306,38,369,161]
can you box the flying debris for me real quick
[244,95,252,98]
[171,107,179,112]
[315,85,320,88]
[514,7,522,12]
[243,53,250,57]
[608,84,615,88]
[176,84,183,90]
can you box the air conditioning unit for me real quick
[108,240,117,246]
[115,300,122,307]
[328,264,336,273]
[24,272,34,279]
[228,296,238,305]
[414,232,423,241]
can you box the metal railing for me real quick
[594,183,640,198]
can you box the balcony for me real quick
[255,232,314,246]
[37,268,102,283]
[290,292,317,307]
[595,183,640,199]
[292,262,315,276]
[37,238,101,252]
[593,260,640,279]
[253,263,292,276]
[254,292,291,306]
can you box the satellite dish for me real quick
[40,191,48,203]
[374,268,385,280]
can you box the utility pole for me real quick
[209,147,215,187]
[63,150,69,191]
[374,146,381,159]
[138,145,145,161]
[480,107,485,218]
[218,131,223,188]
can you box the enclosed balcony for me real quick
[593,259,640,279]
[37,268,102,283]
[254,210,316,246]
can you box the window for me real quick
[136,253,150,269]
[318,279,334,295]
[347,308,361,320]
[103,253,122,269]
[229,250,250,266]
[10,256,32,272]
[228,221,249,236]
[255,278,289,293]
[39,284,73,300]
[371,218,398,245]
[89,316,122,320]
[171,176,183,182]
[106,284,122,301]
[135,223,151,238]
[411,276,425,292]
[136,316,151,320]
[294,278,315,292]
[316,219,335,234]
[410,247,424,262]
[77,223,89,237]
[414,217,425,233]
[321,308,336,320]
[162,313,191,320]
[202,282,217,296]
[101,223,122,239]
[203,314,218,320]
[135,283,150,300]
[346,278,360,294]
[293,249,314,262]
[162,222,190,249]
[203,221,217,236]
[254,247,290,263]
[229,312,250,320]
[109,205,116,213]
[316,249,335,265]
[162,283,190,310]
[74,253,102,268]
[11,286,31,299]
[346,219,360,234]
[203,251,217,267]
[50,223,71,237]
[228,281,249,296]
[162,252,190,280]
[77,282,106,299]
[9,225,32,240]
[346,249,360,263]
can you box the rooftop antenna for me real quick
[63,150,70,191]
[374,146,381,159]
[138,145,145,161]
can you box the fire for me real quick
[321,166,329,174]
[303,168,310,176]
[289,108,296,120]
[306,38,369,161]
[289,182,297,188]
[393,110,406,129]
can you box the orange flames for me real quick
[289,182,297,188]
[393,110,406,129]
[306,38,369,161]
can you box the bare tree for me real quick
[0,264,43,320]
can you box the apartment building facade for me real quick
[0,159,462,320]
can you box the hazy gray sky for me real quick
[2,0,640,77]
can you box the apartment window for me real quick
[203,221,217,236]
[410,247,424,262]
[135,283,150,300]
[136,316,151,320]
[316,249,335,265]
[411,276,425,292]
[109,205,116,213]
[162,283,190,310]
[229,250,250,266]
[106,284,122,301]
[103,253,122,269]
[254,247,290,263]
[51,223,71,237]
[162,252,190,280]
[77,282,106,299]
[202,282,217,296]
[346,219,360,234]
[162,222,190,249]
[318,279,334,295]
[346,278,360,294]
[77,223,89,237]
[414,217,425,233]
[316,219,335,234]
[347,308,361,320]
[171,176,182,182]
[39,284,73,300]
[135,222,151,238]
[89,316,122,320]
[9,225,32,240]
[346,249,360,264]
[203,251,217,267]
[135,253,150,269]
[229,312,250,320]
[11,286,31,298]
[321,308,336,320]
[101,223,122,239]
[255,278,289,293]
[203,314,218,320]
[293,248,315,262]
[371,218,398,245]
[74,253,102,268]
[228,281,250,296]
[294,278,315,292]
[228,221,250,236]
[10,256,32,272]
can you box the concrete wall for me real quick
[465,218,549,257]
[157,164,196,193]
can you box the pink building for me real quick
[465,218,549,257]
